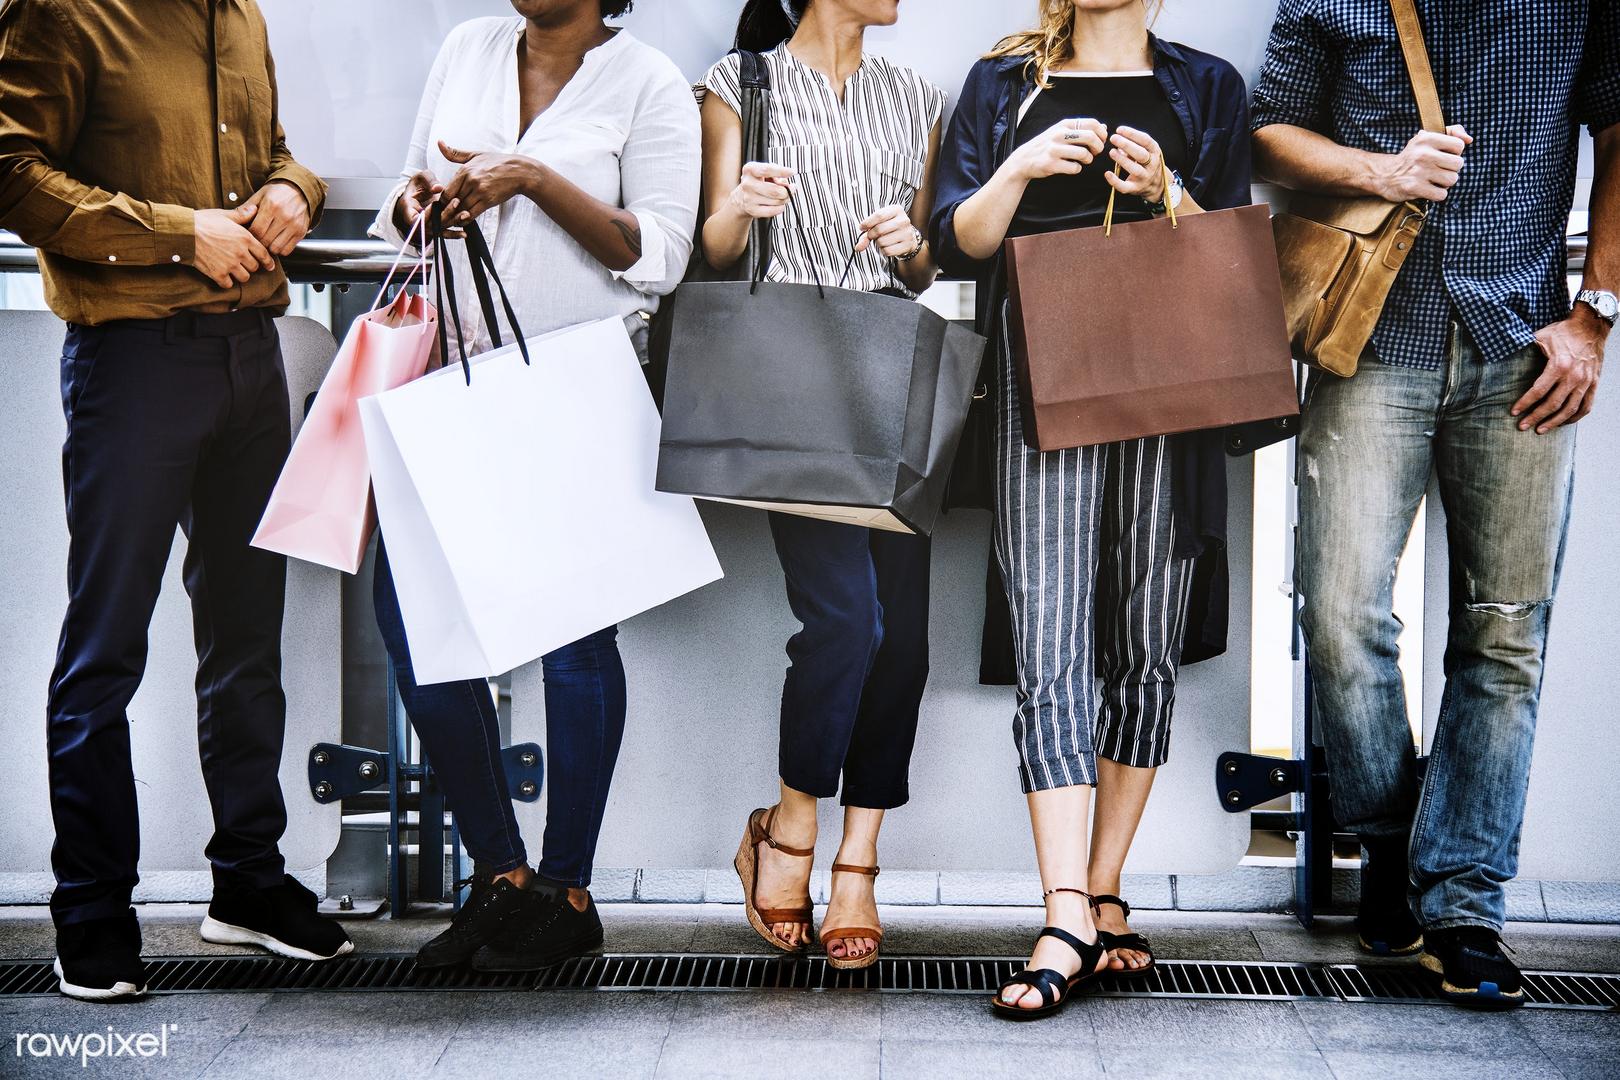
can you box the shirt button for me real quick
[107,254,117,262]
[171,254,182,263]
[220,123,228,133]
[228,192,238,202]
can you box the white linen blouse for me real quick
[370,19,700,355]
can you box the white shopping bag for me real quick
[359,317,723,684]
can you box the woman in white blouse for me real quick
[367,0,699,973]
[702,0,945,972]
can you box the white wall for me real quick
[260,0,1284,205]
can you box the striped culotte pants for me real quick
[992,310,1197,793]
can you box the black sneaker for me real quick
[1421,926,1526,1009]
[471,889,604,972]
[1355,835,1423,956]
[54,909,147,1002]
[416,872,544,969]
[200,875,354,960]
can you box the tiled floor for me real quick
[2,905,1616,1079]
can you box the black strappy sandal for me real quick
[990,889,1109,1021]
[1092,894,1156,977]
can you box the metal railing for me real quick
[0,230,1592,288]
[0,232,400,285]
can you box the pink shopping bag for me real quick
[252,222,439,573]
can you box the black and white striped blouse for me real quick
[705,45,944,298]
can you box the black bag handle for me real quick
[736,50,827,301]
[431,211,470,383]
[737,49,774,286]
[427,205,530,385]
[463,220,529,367]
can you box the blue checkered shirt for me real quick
[1251,0,1620,368]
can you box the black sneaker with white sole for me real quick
[471,889,604,972]
[200,875,354,960]
[1420,926,1526,1009]
[55,909,147,1002]
[416,872,545,969]
[1355,835,1423,956]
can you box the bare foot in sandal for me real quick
[823,839,882,965]
[752,803,817,949]
[997,889,1108,1013]
[1092,893,1154,973]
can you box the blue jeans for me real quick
[1296,327,1576,931]
[372,542,627,888]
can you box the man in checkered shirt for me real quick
[1252,0,1618,1008]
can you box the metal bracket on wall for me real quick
[502,744,544,802]
[1215,752,1304,812]
[310,662,548,919]
[308,743,390,804]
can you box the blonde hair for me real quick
[987,1,1166,88]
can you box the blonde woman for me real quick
[929,0,1252,1018]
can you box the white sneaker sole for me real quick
[199,916,355,961]
[53,958,146,1001]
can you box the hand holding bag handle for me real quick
[1270,0,1446,376]
[1103,161,1179,237]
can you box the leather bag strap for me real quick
[1388,0,1446,134]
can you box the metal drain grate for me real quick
[2,955,1613,1009]
[531,956,1330,999]
[1327,963,1620,1009]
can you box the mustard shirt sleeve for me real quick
[0,0,197,266]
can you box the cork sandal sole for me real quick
[734,807,814,954]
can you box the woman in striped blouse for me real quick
[699,0,944,970]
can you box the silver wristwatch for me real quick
[1147,170,1185,215]
[1575,289,1619,327]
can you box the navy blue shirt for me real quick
[1251,0,1620,369]
[930,35,1254,664]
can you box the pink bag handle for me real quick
[370,208,433,313]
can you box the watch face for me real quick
[1600,293,1620,320]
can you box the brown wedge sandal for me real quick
[821,864,883,971]
[735,807,815,953]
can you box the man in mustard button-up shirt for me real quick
[0,0,351,1001]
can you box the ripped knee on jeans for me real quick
[1463,598,1551,621]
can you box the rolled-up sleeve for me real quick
[1250,0,1332,134]
[1576,0,1620,134]
[0,0,196,264]
[929,59,998,282]
[613,71,702,295]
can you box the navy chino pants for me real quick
[769,513,931,809]
[47,312,292,926]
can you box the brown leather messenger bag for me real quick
[1271,0,1445,377]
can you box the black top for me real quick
[1010,74,1187,237]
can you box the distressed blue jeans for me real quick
[1296,326,1576,931]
